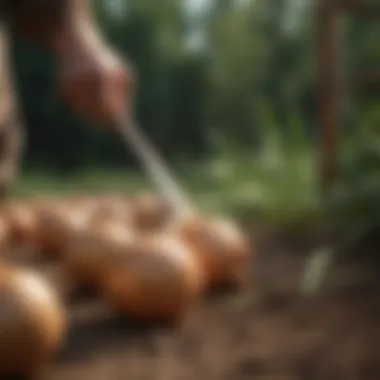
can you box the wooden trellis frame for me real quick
[316,0,380,192]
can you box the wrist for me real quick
[54,23,105,58]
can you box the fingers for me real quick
[58,39,134,125]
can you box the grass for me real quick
[10,101,336,229]
[12,145,321,229]
[12,118,376,294]
[14,149,329,294]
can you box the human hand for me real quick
[58,34,134,126]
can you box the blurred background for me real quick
[9,0,380,230]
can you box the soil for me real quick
[6,225,380,380]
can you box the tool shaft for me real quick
[116,116,195,218]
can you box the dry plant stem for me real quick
[300,220,372,295]
[116,115,196,220]
[300,247,333,295]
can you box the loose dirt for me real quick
[8,226,380,380]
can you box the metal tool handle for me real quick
[116,115,195,219]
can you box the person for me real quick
[0,0,134,196]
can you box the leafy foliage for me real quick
[8,0,380,226]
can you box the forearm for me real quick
[0,27,23,197]
[4,0,132,126]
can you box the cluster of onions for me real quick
[0,0,251,373]
[0,192,252,374]
[3,193,251,311]
[1,193,251,289]
[58,193,250,321]
[58,194,206,321]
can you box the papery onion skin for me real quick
[101,234,204,322]
[175,216,251,288]
[0,266,66,376]
[63,222,135,289]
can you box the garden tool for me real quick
[115,113,196,219]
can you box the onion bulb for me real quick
[63,194,96,212]
[0,216,10,252]
[3,201,40,247]
[0,266,66,376]
[37,204,90,256]
[174,216,251,288]
[101,234,203,322]
[90,196,130,227]
[128,193,172,232]
[63,222,134,288]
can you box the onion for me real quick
[0,216,10,252]
[37,204,91,256]
[63,222,134,288]
[0,265,66,376]
[3,201,40,247]
[101,234,203,322]
[128,193,172,232]
[174,216,251,288]
[63,194,96,211]
[90,196,130,227]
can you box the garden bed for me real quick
[11,224,380,380]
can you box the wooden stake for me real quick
[316,0,341,192]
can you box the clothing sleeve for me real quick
[2,0,67,50]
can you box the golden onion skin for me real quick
[37,205,91,256]
[0,266,66,376]
[63,222,135,289]
[0,215,10,253]
[3,201,40,247]
[101,234,204,322]
[175,217,251,288]
[90,197,131,228]
[128,194,173,233]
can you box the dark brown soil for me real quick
[8,226,380,380]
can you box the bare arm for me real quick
[5,0,133,125]
[0,26,23,197]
